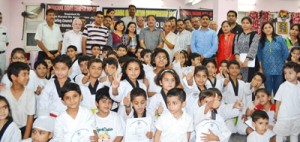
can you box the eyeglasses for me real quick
[155,56,167,60]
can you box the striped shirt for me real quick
[82,22,109,55]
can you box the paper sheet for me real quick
[239,53,255,67]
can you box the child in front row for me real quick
[193,90,231,142]
[95,86,123,142]
[22,116,55,142]
[0,62,35,139]
[52,82,97,142]
[123,88,154,140]
[247,110,274,142]
[0,96,22,142]
[273,62,300,142]
[154,88,193,142]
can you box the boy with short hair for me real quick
[1,48,37,91]
[38,55,91,117]
[140,49,153,72]
[189,53,201,67]
[73,55,91,82]
[91,44,101,58]
[94,86,123,142]
[0,62,35,139]
[66,45,80,79]
[116,44,128,58]
[273,62,300,142]
[21,116,55,142]
[52,82,97,142]
[154,88,193,142]
[99,57,118,87]
[247,110,274,142]
[101,45,113,60]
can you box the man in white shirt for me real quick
[62,18,82,54]
[162,21,176,61]
[174,19,191,54]
[0,12,8,73]
[121,5,137,27]
[35,9,63,60]
[136,16,144,35]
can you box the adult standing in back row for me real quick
[121,5,137,27]
[218,10,243,36]
[190,14,218,62]
[139,15,163,51]
[82,11,109,56]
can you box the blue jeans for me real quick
[264,74,284,96]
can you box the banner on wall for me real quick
[179,9,213,20]
[46,4,99,33]
[102,7,177,28]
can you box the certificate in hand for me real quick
[195,119,221,142]
[239,53,255,67]
[124,117,151,142]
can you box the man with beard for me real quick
[218,10,243,36]
[174,19,191,54]
[191,14,218,62]
[103,15,113,33]
[139,15,163,51]
[35,9,63,60]
[62,18,83,54]
[121,5,137,27]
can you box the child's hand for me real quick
[156,103,163,116]
[253,97,260,106]
[0,83,6,91]
[174,51,180,62]
[82,72,90,84]
[143,78,149,91]
[186,67,194,81]
[212,94,220,109]
[123,93,131,108]
[233,98,243,110]
[89,135,98,142]
[242,114,248,122]
[201,129,219,142]
[112,72,122,89]
[35,86,44,95]
[146,131,153,139]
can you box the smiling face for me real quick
[255,92,271,106]
[126,62,141,81]
[94,13,104,26]
[96,97,113,115]
[290,25,299,37]
[62,91,82,109]
[147,16,156,28]
[221,22,231,34]
[194,70,208,88]
[160,72,176,92]
[35,64,48,78]
[53,63,70,80]
[206,62,216,77]
[72,19,82,32]
[12,70,30,86]
[154,52,168,68]
[262,23,273,36]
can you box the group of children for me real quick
[0,44,299,142]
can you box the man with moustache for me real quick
[35,9,63,60]
[191,17,201,30]
[174,19,191,54]
[61,18,83,54]
[184,18,193,32]
[103,15,113,33]
[121,5,137,27]
[218,10,243,36]
[190,14,218,62]
[162,21,176,61]
[139,15,163,51]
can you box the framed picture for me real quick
[277,22,288,34]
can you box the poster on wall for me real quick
[277,22,289,34]
[46,4,99,33]
[179,9,213,20]
[102,7,177,28]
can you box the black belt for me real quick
[0,51,5,54]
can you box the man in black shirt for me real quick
[218,10,243,36]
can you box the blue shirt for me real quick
[257,36,289,75]
[190,28,218,58]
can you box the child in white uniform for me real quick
[123,88,154,141]
[52,82,97,142]
[73,55,91,82]
[38,55,91,117]
[109,58,147,114]
[154,88,193,142]
[192,90,231,142]
[247,110,275,142]
[66,45,80,80]
[0,96,21,142]
[140,49,153,73]
[204,59,225,92]
[22,115,55,142]
[147,68,180,117]
[94,86,123,142]
[273,62,300,142]
[1,62,35,139]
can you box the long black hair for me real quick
[259,21,278,48]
